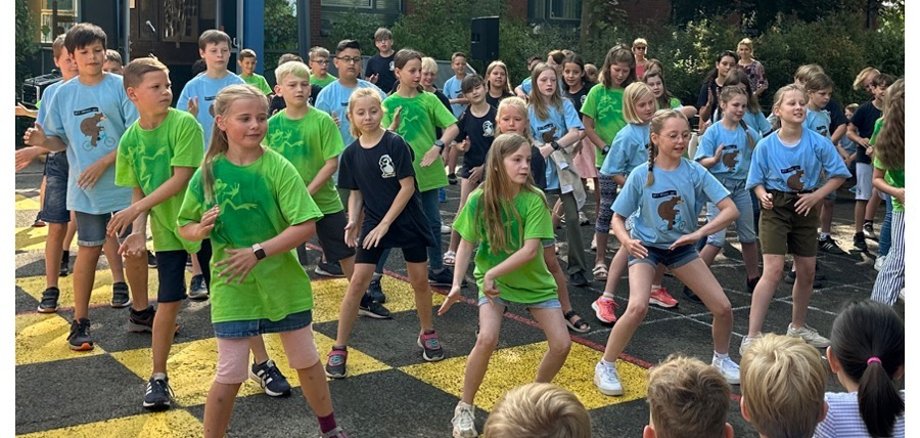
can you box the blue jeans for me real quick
[706,179,757,247]
[376,188,444,273]
[879,195,893,257]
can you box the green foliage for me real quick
[16,1,39,90]
[327,10,387,57]
[263,0,299,84]
[390,0,503,61]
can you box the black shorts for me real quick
[156,240,212,303]
[315,210,356,262]
[355,244,427,265]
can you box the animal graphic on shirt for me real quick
[213,179,258,212]
[540,126,557,144]
[787,169,805,191]
[482,121,494,137]
[657,195,683,230]
[379,154,396,178]
[80,113,106,146]
[721,150,739,171]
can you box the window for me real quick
[321,0,401,12]
[529,0,581,22]
[40,0,79,43]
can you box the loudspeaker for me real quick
[470,16,499,62]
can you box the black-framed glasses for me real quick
[336,56,362,64]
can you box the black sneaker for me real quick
[569,271,589,287]
[67,318,93,351]
[111,282,131,308]
[147,251,157,268]
[358,293,392,319]
[188,274,209,301]
[325,347,348,379]
[853,232,868,252]
[367,276,387,303]
[818,236,846,255]
[59,250,70,277]
[315,260,345,278]
[429,267,454,287]
[250,359,292,397]
[448,173,458,185]
[863,222,878,241]
[37,287,60,313]
[682,285,703,304]
[129,305,156,333]
[143,376,173,411]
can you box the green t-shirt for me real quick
[581,84,628,168]
[869,117,884,146]
[242,73,272,95]
[266,107,345,214]
[668,97,682,109]
[311,74,337,88]
[177,148,323,323]
[115,108,204,253]
[382,91,457,192]
[452,188,557,304]
[870,119,904,212]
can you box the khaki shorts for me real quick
[759,191,820,257]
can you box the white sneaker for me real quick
[787,324,830,349]
[739,333,761,357]
[594,361,624,396]
[451,401,477,438]
[441,224,452,235]
[712,354,741,385]
[874,255,887,271]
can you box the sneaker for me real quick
[712,354,741,385]
[321,427,350,438]
[418,330,445,362]
[111,281,131,308]
[739,333,761,357]
[451,401,478,438]
[315,260,345,278]
[324,347,348,379]
[367,277,387,303]
[863,222,877,241]
[682,285,703,304]
[818,236,846,255]
[32,216,46,227]
[143,376,173,411]
[250,359,292,397]
[358,293,392,319]
[59,250,70,277]
[578,211,590,226]
[37,287,60,313]
[147,250,157,268]
[786,324,830,349]
[448,173,458,185]
[874,255,887,271]
[649,286,678,308]
[594,361,624,396]
[569,271,589,287]
[591,296,618,324]
[441,224,451,234]
[67,318,94,351]
[188,274,209,301]
[429,267,454,287]
[746,276,760,294]
[128,305,156,333]
[853,232,868,252]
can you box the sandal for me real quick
[592,263,608,281]
[443,250,456,266]
[564,310,591,333]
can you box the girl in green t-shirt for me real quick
[177,85,347,438]
[440,133,572,438]
[870,78,904,305]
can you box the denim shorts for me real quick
[38,153,70,224]
[75,211,131,247]
[477,296,562,309]
[705,178,757,247]
[213,309,313,339]
[628,244,699,269]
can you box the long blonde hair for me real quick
[874,78,904,170]
[479,133,542,254]
[646,109,689,187]
[528,63,564,122]
[202,84,268,204]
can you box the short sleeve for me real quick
[562,99,585,131]
[177,81,192,112]
[430,93,458,129]
[522,192,554,241]
[603,129,631,175]
[452,189,481,242]
[695,125,719,160]
[390,133,416,179]
[42,90,67,143]
[816,136,851,179]
[171,114,206,168]
[580,85,599,120]
[319,112,345,161]
[177,170,205,227]
[121,91,139,126]
[314,86,332,114]
[868,118,884,146]
[114,132,138,188]
[745,140,769,190]
[612,168,643,218]
[274,156,323,225]
[455,111,469,142]
[336,146,358,190]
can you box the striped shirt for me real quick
[813,391,905,437]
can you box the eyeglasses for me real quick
[312,59,329,65]
[336,56,362,64]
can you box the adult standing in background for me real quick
[632,38,649,78]
[736,38,768,98]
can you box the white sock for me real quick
[820,232,830,239]
[713,351,729,361]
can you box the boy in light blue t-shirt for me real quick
[314,39,386,146]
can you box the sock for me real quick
[601,358,616,367]
[317,412,337,434]
[151,372,167,381]
[61,250,69,263]
[820,232,830,239]
[601,291,615,299]
[372,272,383,281]
[713,351,729,360]
[650,284,662,290]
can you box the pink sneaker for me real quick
[591,296,619,324]
[649,286,678,308]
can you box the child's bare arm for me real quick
[78,149,118,189]
[108,167,196,236]
[217,219,317,284]
[361,176,415,248]
[307,158,338,196]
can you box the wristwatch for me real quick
[434,139,446,150]
[551,141,561,151]
[252,243,266,260]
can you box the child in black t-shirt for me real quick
[324,88,444,380]
[364,27,397,93]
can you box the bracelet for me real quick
[434,139,446,150]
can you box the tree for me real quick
[16,1,39,89]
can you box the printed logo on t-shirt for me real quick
[538,125,557,143]
[721,145,739,170]
[482,120,494,137]
[580,95,587,106]
[781,165,806,191]
[653,190,683,230]
[389,61,394,72]
[74,108,114,150]
[379,154,396,178]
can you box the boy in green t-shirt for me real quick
[239,48,272,95]
[265,61,357,281]
[107,58,207,411]
[308,46,337,88]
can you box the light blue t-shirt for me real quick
[600,123,650,177]
[519,77,533,95]
[177,72,244,150]
[36,79,70,125]
[745,129,851,192]
[314,79,386,145]
[43,73,138,214]
[805,108,832,139]
[694,121,761,181]
[613,158,729,249]
[528,98,584,190]
[443,75,466,117]
[743,110,772,136]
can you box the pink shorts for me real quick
[572,139,598,179]
[214,325,320,384]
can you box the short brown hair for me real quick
[805,72,834,93]
[105,49,123,65]
[482,383,590,438]
[51,34,67,60]
[122,57,169,89]
[647,355,730,438]
[741,334,827,438]
[374,27,392,41]
[794,64,824,84]
[238,48,257,61]
[198,29,231,51]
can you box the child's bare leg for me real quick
[673,259,733,353]
[741,241,760,279]
[203,381,241,438]
[530,307,571,382]
[123,249,149,311]
[460,300,505,404]
[602,246,629,296]
[44,223,66,287]
[339,256,355,280]
[152,301,181,374]
[103,234,126,283]
[747,254,785,336]
[406,261,433,333]
[64,215,77,248]
[790,255,816,328]
[250,336,270,364]
[334,263,376,347]
[601,263,655,362]
[73,245,103,320]
[544,247,571,312]
[279,326,333,417]
[190,253,203,276]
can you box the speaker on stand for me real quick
[470,16,499,64]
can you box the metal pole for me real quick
[123,0,131,63]
[297,0,310,59]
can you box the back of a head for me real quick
[482,383,591,438]
[741,334,827,438]
[647,355,730,438]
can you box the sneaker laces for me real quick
[259,360,286,385]
[453,403,475,430]
[147,377,174,398]
[598,361,619,384]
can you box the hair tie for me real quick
[867,357,882,366]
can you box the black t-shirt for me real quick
[338,130,434,249]
[365,53,397,94]
[531,146,547,190]
[850,100,883,164]
[564,81,594,115]
[456,105,498,173]
[825,99,848,134]
[485,90,513,109]
[431,88,452,139]
[697,80,723,122]
[268,85,322,116]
